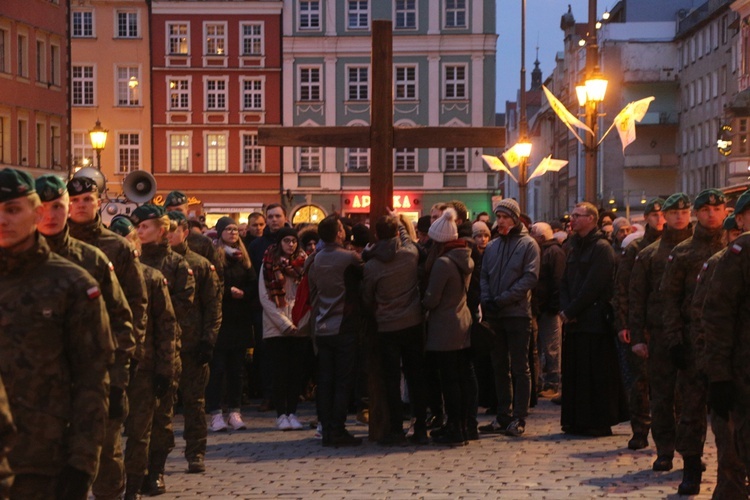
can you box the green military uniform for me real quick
[629,194,693,467]
[171,235,221,470]
[0,234,114,497]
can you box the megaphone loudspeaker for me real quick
[123,170,157,203]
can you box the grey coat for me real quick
[423,244,474,351]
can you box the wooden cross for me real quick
[259,20,505,223]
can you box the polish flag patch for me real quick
[187,268,194,276]
[87,286,101,300]
[731,243,743,255]
[668,254,674,262]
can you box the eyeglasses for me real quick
[570,213,592,219]
[223,227,239,233]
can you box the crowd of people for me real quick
[0,164,749,499]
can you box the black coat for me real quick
[217,251,257,350]
[532,239,565,316]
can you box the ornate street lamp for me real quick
[89,119,108,170]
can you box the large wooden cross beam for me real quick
[259,20,505,223]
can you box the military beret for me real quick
[722,214,738,231]
[166,210,188,226]
[130,203,166,226]
[109,215,135,237]
[0,168,35,203]
[164,190,188,208]
[643,197,665,215]
[662,192,691,211]
[734,189,750,215]
[693,188,726,210]
[67,176,98,196]
[35,174,67,202]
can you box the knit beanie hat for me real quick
[493,198,521,223]
[215,216,237,236]
[275,226,298,244]
[612,217,631,236]
[472,221,491,237]
[428,207,458,243]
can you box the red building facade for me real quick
[150,0,283,222]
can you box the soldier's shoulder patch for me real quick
[163,278,169,286]
[133,249,141,258]
[107,261,115,272]
[187,268,194,276]
[731,243,743,255]
[701,262,709,271]
[209,264,216,273]
[621,249,626,256]
[87,286,101,300]
[668,254,674,262]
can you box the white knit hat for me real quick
[472,221,491,237]
[493,198,521,222]
[429,208,458,242]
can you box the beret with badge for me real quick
[693,188,726,210]
[35,174,67,202]
[67,176,98,196]
[164,190,188,208]
[166,210,188,226]
[109,215,135,237]
[662,192,691,211]
[733,189,750,215]
[0,168,35,203]
[722,214,738,231]
[130,203,166,226]
[644,197,665,215]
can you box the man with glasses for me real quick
[559,202,627,437]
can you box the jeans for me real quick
[537,312,561,391]
[428,348,477,428]
[489,317,532,419]
[206,345,246,413]
[265,336,309,416]
[316,332,358,436]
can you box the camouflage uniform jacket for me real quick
[0,374,16,495]
[139,263,177,381]
[692,247,726,374]
[702,232,750,387]
[188,231,223,288]
[612,224,662,333]
[172,240,222,353]
[628,224,693,346]
[139,240,195,351]
[47,225,134,389]
[660,222,724,350]
[0,234,113,476]
[69,214,147,362]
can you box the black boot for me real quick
[143,454,167,496]
[125,474,143,500]
[432,421,466,446]
[677,455,703,496]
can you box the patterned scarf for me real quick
[262,244,307,307]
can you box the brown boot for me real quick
[124,474,143,500]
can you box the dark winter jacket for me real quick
[532,238,565,316]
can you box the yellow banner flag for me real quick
[542,86,593,143]
[613,96,655,152]
[502,145,521,168]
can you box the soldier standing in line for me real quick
[0,168,113,499]
[163,191,220,272]
[613,198,665,451]
[34,175,136,500]
[167,211,222,473]
[130,204,195,496]
[692,212,748,500]
[109,217,178,500]
[629,193,694,473]
[660,189,726,495]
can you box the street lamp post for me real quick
[583,0,603,205]
[89,119,108,171]
[518,0,531,213]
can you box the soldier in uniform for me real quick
[612,198,665,450]
[660,189,726,495]
[166,211,221,473]
[130,204,195,496]
[34,175,136,500]
[109,217,178,500]
[163,191,220,270]
[0,168,113,499]
[692,213,748,499]
[629,193,694,472]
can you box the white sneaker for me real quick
[276,414,291,431]
[287,414,303,430]
[209,413,228,432]
[314,422,323,439]
[228,412,246,430]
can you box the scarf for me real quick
[223,243,243,260]
[262,244,306,307]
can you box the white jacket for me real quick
[259,275,310,339]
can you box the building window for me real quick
[721,65,727,94]
[445,0,466,28]
[116,11,139,38]
[242,78,263,110]
[72,132,93,168]
[348,1,369,30]
[722,15,728,45]
[117,133,140,174]
[17,34,27,77]
[347,148,369,171]
[169,134,190,172]
[242,133,263,172]
[72,11,94,38]
[696,78,702,105]
[299,1,321,31]
[241,23,263,55]
[697,33,703,58]
[395,148,416,171]
[17,119,27,165]
[117,66,139,106]
[347,66,368,101]
[167,23,189,55]
[72,65,95,106]
[395,0,416,29]
[36,123,46,168]
[205,134,227,172]
[0,115,7,164]
[36,40,46,83]
[0,29,6,73]
[395,65,417,100]
[299,66,321,101]
[444,65,466,99]
[205,79,227,110]
[204,23,226,55]
[168,78,190,110]
[50,124,60,167]
[299,147,320,171]
[444,148,466,171]
[50,44,60,85]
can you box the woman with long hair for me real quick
[206,217,257,432]
[258,227,310,430]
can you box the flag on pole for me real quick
[482,155,518,184]
[612,96,655,152]
[527,156,569,182]
[542,85,593,144]
[501,144,522,168]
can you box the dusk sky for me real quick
[495,0,609,112]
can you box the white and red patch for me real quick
[87,286,101,300]
[731,243,743,255]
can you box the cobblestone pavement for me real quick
[158,399,719,499]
